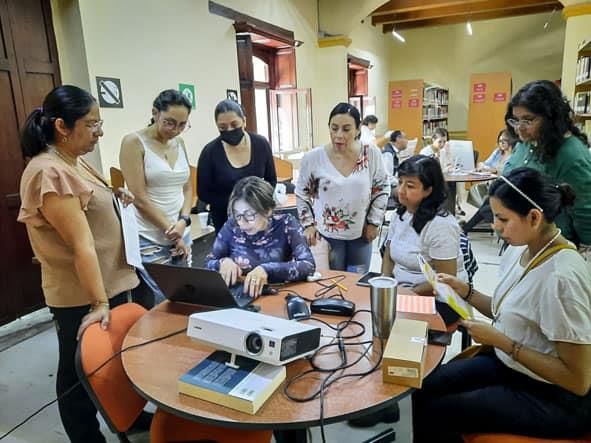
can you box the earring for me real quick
[62,137,68,143]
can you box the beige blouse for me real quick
[18,152,138,308]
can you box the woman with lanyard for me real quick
[120,89,193,305]
[18,85,141,443]
[412,167,591,442]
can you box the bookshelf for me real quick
[387,80,447,152]
[574,38,591,139]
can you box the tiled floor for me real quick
[0,230,502,443]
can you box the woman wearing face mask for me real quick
[197,100,277,232]
[119,89,193,306]
[206,176,315,298]
[503,80,591,257]
[295,103,390,273]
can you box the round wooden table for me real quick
[444,172,497,214]
[122,271,445,431]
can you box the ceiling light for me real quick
[466,21,473,36]
[391,29,406,43]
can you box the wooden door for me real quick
[0,0,61,325]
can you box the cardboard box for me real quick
[382,318,428,388]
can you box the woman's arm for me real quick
[40,193,110,337]
[437,273,493,318]
[464,321,591,396]
[295,154,319,244]
[179,141,193,217]
[260,136,277,187]
[119,134,171,231]
[366,146,390,227]
[413,258,456,296]
[259,216,315,282]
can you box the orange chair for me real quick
[190,165,198,207]
[110,166,125,190]
[464,433,591,443]
[75,303,272,443]
[273,156,293,182]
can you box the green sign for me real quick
[179,83,196,109]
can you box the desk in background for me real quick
[444,173,497,215]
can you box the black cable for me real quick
[283,309,384,443]
[0,327,185,441]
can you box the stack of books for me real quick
[576,56,591,85]
[178,350,286,414]
[574,91,591,115]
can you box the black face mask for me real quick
[220,127,244,146]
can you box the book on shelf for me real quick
[577,56,591,84]
[178,350,286,415]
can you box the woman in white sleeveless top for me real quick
[120,89,193,304]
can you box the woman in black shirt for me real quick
[197,100,277,232]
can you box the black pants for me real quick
[49,292,130,443]
[463,198,493,233]
[412,351,591,443]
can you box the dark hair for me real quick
[505,80,588,163]
[432,127,448,141]
[390,130,403,143]
[214,99,245,121]
[362,115,378,126]
[227,176,276,218]
[396,155,448,233]
[328,102,361,129]
[21,85,96,158]
[150,89,192,125]
[489,167,575,224]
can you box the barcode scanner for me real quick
[285,294,311,320]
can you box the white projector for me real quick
[187,308,321,366]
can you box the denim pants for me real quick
[412,351,591,443]
[137,232,192,304]
[325,236,373,274]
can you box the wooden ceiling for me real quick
[371,0,562,33]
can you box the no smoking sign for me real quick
[96,76,124,108]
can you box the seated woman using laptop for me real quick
[206,176,315,298]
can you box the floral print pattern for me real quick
[322,205,358,232]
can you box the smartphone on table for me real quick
[427,329,453,346]
[356,271,383,287]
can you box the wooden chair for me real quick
[464,433,591,443]
[273,156,294,182]
[75,303,272,443]
[110,166,125,190]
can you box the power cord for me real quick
[0,327,186,441]
[284,309,384,443]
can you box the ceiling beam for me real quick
[383,3,560,32]
[373,0,559,25]
[372,0,488,16]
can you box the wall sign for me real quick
[226,89,239,102]
[408,98,420,108]
[391,99,402,108]
[493,92,507,102]
[473,82,487,93]
[96,76,123,108]
[473,93,486,103]
[179,83,196,109]
[391,89,402,98]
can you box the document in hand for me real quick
[417,255,473,320]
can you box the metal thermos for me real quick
[368,276,398,339]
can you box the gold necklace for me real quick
[47,145,108,187]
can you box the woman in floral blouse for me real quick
[295,103,390,273]
[206,176,315,298]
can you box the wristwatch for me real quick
[178,214,191,227]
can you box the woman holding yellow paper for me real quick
[412,168,591,442]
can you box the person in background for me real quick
[413,168,591,442]
[420,127,452,171]
[476,128,516,174]
[197,99,277,233]
[119,89,193,305]
[206,176,315,298]
[360,114,379,146]
[18,85,141,443]
[296,103,389,273]
[503,80,591,258]
[382,129,407,185]
[381,155,468,325]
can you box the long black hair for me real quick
[396,155,448,234]
[21,85,96,158]
[505,80,588,163]
[328,102,361,128]
[214,99,245,121]
[489,167,575,224]
[150,89,192,125]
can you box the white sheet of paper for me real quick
[117,200,143,269]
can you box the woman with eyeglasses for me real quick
[476,129,516,174]
[503,80,591,256]
[206,176,315,298]
[197,99,277,233]
[18,85,142,442]
[413,168,591,442]
[119,89,194,306]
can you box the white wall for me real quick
[389,13,566,131]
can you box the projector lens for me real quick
[245,333,263,355]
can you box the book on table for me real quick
[178,350,286,414]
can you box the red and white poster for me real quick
[408,98,420,108]
[493,92,507,102]
[473,93,486,103]
[391,99,402,109]
[473,82,486,93]
[391,89,402,98]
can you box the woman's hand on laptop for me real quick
[244,266,268,298]
[220,257,241,286]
